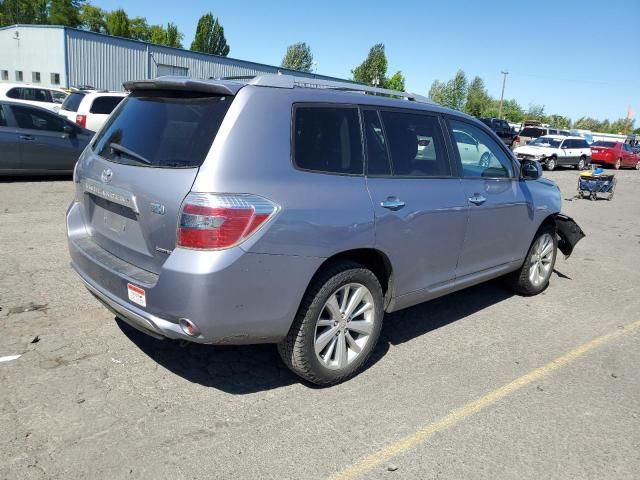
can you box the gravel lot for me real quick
[1,169,639,479]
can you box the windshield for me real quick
[530,136,562,148]
[591,141,616,148]
[520,127,544,138]
[92,90,233,168]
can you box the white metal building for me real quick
[0,24,354,91]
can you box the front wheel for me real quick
[545,157,557,171]
[506,226,557,296]
[614,158,621,170]
[635,160,640,170]
[278,261,384,386]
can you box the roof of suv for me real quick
[123,74,473,121]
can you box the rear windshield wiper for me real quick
[109,143,152,165]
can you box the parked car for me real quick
[479,117,514,145]
[58,90,127,132]
[0,101,92,175]
[66,75,584,385]
[0,83,68,112]
[590,141,640,169]
[511,126,570,150]
[513,135,591,171]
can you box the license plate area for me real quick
[127,283,146,307]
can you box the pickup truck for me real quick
[479,117,515,146]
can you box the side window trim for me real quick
[363,106,455,179]
[291,102,365,176]
[444,115,519,180]
[360,107,394,177]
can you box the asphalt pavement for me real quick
[0,169,639,479]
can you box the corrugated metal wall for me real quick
[66,29,148,90]
[65,28,354,91]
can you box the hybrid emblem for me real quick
[101,168,113,184]
[150,203,165,215]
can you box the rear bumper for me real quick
[67,201,323,344]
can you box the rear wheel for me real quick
[278,261,384,386]
[506,226,557,296]
[614,158,621,170]
[577,156,586,170]
[545,157,557,171]
[635,161,640,170]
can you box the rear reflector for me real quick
[75,114,87,128]
[177,193,279,250]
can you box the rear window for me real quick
[293,106,363,175]
[61,92,85,112]
[520,127,544,138]
[591,141,616,148]
[92,90,233,168]
[90,96,124,114]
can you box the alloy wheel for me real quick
[528,233,554,287]
[314,283,375,370]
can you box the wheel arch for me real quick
[307,248,394,309]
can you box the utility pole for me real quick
[498,71,509,119]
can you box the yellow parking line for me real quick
[330,319,640,480]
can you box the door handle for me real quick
[20,135,35,141]
[380,197,406,211]
[468,194,487,205]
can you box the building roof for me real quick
[0,24,359,85]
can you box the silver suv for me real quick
[67,75,584,385]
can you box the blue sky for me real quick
[96,0,639,122]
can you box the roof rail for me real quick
[248,74,431,104]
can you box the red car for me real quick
[590,141,640,169]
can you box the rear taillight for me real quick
[515,136,521,144]
[177,193,279,250]
[75,114,87,128]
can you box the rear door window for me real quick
[11,105,65,132]
[293,106,363,175]
[6,88,22,99]
[379,111,450,177]
[90,96,124,114]
[0,106,7,126]
[93,90,233,168]
[61,92,85,112]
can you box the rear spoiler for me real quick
[123,76,242,96]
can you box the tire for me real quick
[635,161,640,170]
[278,261,384,386]
[614,158,621,170]
[577,156,586,170]
[545,157,556,171]
[506,225,557,296]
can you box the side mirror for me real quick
[521,159,542,180]
[63,124,77,137]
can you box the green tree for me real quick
[190,12,230,56]
[80,3,106,32]
[526,103,546,121]
[545,114,571,129]
[281,42,314,72]
[352,43,387,86]
[129,16,151,41]
[165,22,182,48]
[49,0,83,27]
[148,24,166,44]
[0,0,48,26]
[106,8,130,37]
[443,70,467,110]
[428,80,447,105]
[464,76,490,117]
[385,70,405,91]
